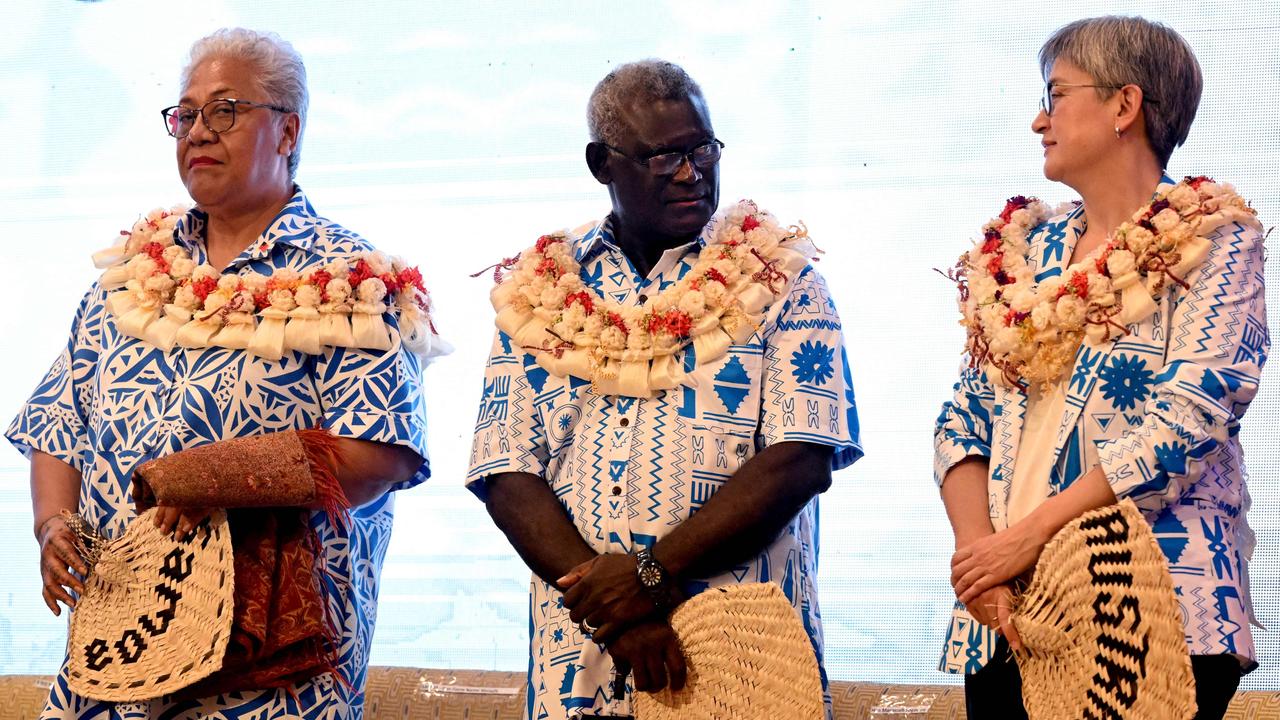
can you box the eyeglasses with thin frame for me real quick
[602,139,725,176]
[1039,82,1159,117]
[161,98,294,139]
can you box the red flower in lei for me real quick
[252,283,271,310]
[535,234,562,254]
[1186,175,1213,190]
[647,309,693,339]
[603,311,628,335]
[564,291,595,314]
[309,268,333,303]
[140,242,171,274]
[704,267,728,286]
[1052,271,1090,300]
[189,275,218,303]
[999,196,1032,223]
[347,259,375,289]
[536,257,561,279]
[379,272,403,296]
[397,267,426,295]
[741,214,761,233]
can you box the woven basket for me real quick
[67,508,234,701]
[1013,499,1196,719]
[634,582,824,720]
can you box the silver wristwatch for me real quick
[635,547,673,610]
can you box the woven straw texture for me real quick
[67,508,234,702]
[634,582,824,720]
[1012,499,1195,720]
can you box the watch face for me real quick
[639,565,663,588]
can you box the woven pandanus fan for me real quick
[1012,499,1196,720]
[635,582,824,720]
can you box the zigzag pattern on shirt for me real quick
[1176,221,1248,356]
[773,317,842,332]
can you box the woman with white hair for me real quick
[935,16,1266,719]
[8,28,444,718]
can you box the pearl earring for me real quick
[1115,126,1122,139]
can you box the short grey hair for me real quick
[587,59,706,146]
[1040,16,1202,168]
[181,28,309,178]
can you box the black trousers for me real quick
[964,637,1242,720]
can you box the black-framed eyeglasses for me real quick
[161,98,294,139]
[1039,82,1158,117]
[602,139,725,176]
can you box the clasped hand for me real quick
[558,553,658,646]
[559,553,687,694]
[951,525,1045,651]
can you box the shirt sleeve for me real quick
[933,363,996,487]
[758,266,863,471]
[465,329,551,501]
[312,311,431,491]
[1095,218,1269,511]
[6,286,101,472]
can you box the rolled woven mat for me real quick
[1012,499,1196,720]
[67,508,235,702]
[634,582,824,720]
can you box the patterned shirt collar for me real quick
[573,213,709,265]
[173,185,319,267]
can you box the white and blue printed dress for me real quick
[934,176,1268,676]
[467,215,862,720]
[6,188,431,719]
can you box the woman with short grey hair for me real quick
[935,16,1266,719]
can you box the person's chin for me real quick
[663,199,714,231]
[183,178,227,207]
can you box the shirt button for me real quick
[612,486,622,496]
[620,417,630,427]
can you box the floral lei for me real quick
[486,200,818,397]
[93,206,449,360]
[949,176,1258,390]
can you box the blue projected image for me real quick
[0,0,1276,694]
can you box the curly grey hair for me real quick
[181,28,309,179]
[587,59,706,146]
[1040,16,1202,168]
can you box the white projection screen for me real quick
[0,0,1276,691]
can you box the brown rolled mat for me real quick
[126,429,351,700]
[133,430,318,509]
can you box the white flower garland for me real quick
[953,177,1258,390]
[93,206,450,360]
[488,200,817,397]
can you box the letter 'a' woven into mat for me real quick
[634,582,824,720]
[67,508,234,701]
[1012,499,1196,720]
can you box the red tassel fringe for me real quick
[297,428,351,531]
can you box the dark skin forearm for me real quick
[484,471,597,589]
[31,451,82,538]
[331,437,422,507]
[653,440,833,580]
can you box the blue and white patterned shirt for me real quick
[6,188,431,720]
[467,216,862,720]
[934,177,1268,675]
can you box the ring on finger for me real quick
[578,620,595,636]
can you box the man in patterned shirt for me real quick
[467,60,862,720]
